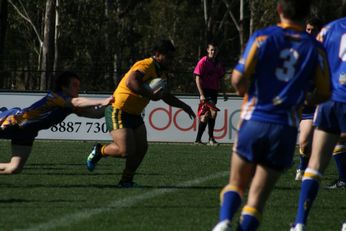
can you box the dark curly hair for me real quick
[54,71,80,92]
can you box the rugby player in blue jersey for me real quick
[291,5,346,231]
[0,71,113,174]
[212,0,331,230]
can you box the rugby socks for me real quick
[100,144,107,157]
[120,169,134,183]
[208,118,216,140]
[219,185,243,222]
[195,121,207,142]
[333,145,346,181]
[237,206,261,231]
[294,168,322,225]
[298,148,309,171]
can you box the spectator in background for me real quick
[212,0,331,230]
[194,42,228,146]
[0,71,113,174]
[305,17,323,36]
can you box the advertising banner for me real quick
[0,93,243,143]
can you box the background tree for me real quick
[40,0,55,90]
[2,0,346,93]
[0,0,8,89]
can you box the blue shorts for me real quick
[301,105,315,120]
[234,120,298,171]
[314,100,346,134]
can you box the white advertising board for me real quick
[0,93,243,143]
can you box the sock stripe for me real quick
[303,168,322,181]
[220,184,243,204]
[333,145,346,155]
[299,147,310,157]
[101,145,106,156]
[241,206,262,221]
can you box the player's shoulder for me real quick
[249,25,283,44]
[134,57,154,66]
[196,56,208,65]
[323,17,346,33]
[328,17,346,27]
[131,57,155,72]
[47,91,70,107]
[318,17,346,42]
[254,25,282,36]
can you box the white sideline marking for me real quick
[16,171,228,231]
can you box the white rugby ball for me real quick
[144,78,167,92]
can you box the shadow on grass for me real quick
[0,198,86,204]
[21,172,122,176]
[0,182,222,190]
[21,171,162,176]
[274,186,301,190]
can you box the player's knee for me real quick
[117,146,135,158]
[5,165,23,174]
[117,148,128,158]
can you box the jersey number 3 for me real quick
[275,48,299,82]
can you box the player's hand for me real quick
[199,95,205,102]
[150,87,165,101]
[102,96,114,106]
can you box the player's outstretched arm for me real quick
[162,93,196,119]
[71,96,114,118]
[70,96,114,108]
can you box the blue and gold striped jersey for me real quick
[234,23,331,127]
[318,17,346,103]
[0,91,73,131]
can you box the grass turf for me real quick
[0,140,344,230]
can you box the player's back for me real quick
[319,17,346,103]
[240,24,325,126]
[17,92,72,130]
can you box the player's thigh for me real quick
[10,144,33,168]
[110,128,136,155]
[299,119,314,146]
[210,109,217,119]
[229,152,256,190]
[246,164,281,212]
[308,128,339,173]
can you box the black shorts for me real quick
[203,89,218,105]
[105,106,144,131]
[0,125,36,146]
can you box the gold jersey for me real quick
[112,57,161,115]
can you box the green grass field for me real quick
[0,140,345,231]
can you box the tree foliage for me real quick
[0,0,345,94]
